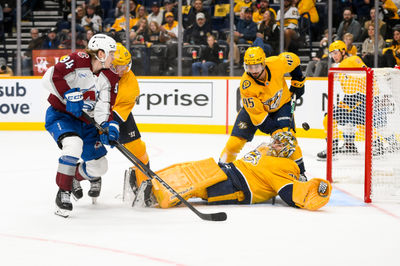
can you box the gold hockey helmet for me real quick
[111,43,132,75]
[329,40,347,53]
[243,46,266,73]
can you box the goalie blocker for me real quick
[126,132,331,211]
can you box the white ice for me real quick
[1,131,400,266]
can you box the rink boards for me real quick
[0,76,327,138]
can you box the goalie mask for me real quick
[268,132,297,158]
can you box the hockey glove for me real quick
[64,88,83,117]
[289,85,305,99]
[100,121,120,147]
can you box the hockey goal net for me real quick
[326,67,400,203]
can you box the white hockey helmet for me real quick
[88,34,117,63]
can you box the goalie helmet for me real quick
[329,40,347,53]
[268,131,297,158]
[88,34,117,62]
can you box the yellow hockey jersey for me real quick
[233,143,300,203]
[336,55,367,96]
[240,52,301,126]
[113,70,140,121]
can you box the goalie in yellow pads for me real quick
[131,132,331,211]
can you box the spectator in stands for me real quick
[361,24,385,67]
[380,0,400,34]
[83,0,104,19]
[68,5,86,26]
[383,26,400,67]
[82,29,94,47]
[0,0,15,37]
[41,28,60,49]
[161,0,178,25]
[253,0,277,24]
[305,29,329,77]
[22,28,43,76]
[234,7,257,44]
[351,0,373,25]
[184,0,211,29]
[110,4,136,32]
[254,10,280,56]
[192,34,220,76]
[363,7,386,41]
[183,12,212,45]
[58,30,86,49]
[0,57,12,76]
[147,1,164,26]
[131,17,149,44]
[295,0,320,42]
[81,4,102,32]
[132,5,148,26]
[336,7,362,41]
[343,32,358,56]
[115,0,140,18]
[147,21,163,45]
[234,0,252,17]
[160,11,179,74]
[276,0,300,51]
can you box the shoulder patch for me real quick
[242,80,251,90]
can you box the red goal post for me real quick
[326,67,400,203]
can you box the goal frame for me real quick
[326,67,374,203]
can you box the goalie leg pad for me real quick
[292,178,332,210]
[219,136,247,163]
[153,158,228,208]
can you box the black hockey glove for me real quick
[289,85,305,99]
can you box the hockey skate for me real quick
[55,189,73,218]
[88,177,101,204]
[337,142,359,154]
[71,178,83,201]
[122,168,137,203]
[132,179,157,208]
[316,141,338,161]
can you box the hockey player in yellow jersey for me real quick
[132,132,331,211]
[220,46,307,179]
[70,43,150,201]
[108,43,151,199]
[316,40,367,160]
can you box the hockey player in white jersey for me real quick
[42,34,118,217]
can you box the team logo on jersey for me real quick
[263,89,282,110]
[243,149,261,165]
[94,141,102,149]
[238,121,248,129]
[242,80,251,90]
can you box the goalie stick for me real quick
[83,112,227,222]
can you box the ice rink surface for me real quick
[1,131,400,266]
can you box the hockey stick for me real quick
[83,112,227,222]
[290,95,310,131]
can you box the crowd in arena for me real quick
[2,0,400,76]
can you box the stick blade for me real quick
[200,212,227,221]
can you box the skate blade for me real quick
[71,194,82,202]
[91,197,98,205]
[123,169,136,203]
[55,207,70,218]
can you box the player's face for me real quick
[245,63,264,77]
[330,50,343,63]
[103,51,115,68]
[111,63,130,77]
